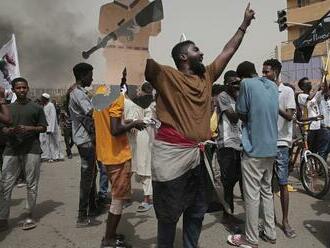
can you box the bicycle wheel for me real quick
[300,153,330,199]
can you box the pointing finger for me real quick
[246,2,250,11]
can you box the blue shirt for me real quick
[236,77,279,157]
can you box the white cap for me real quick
[42,93,50,99]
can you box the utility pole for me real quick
[275,45,279,60]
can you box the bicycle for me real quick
[288,117,330,199]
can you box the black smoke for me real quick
[0,0,98,88]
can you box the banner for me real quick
[294,10,330,63]
[0,34,20,90]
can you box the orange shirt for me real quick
[93,94,131,165]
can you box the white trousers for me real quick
[241,153,276,244]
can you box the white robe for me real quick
[40,102,63,160]
[124,98,155,176]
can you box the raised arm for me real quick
[212,3,255,80]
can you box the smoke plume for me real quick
[0,0,102,89]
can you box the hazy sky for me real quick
[0,0,287,87]
[148,0,287,82]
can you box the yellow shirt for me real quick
[93,94,131,165]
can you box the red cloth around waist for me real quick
[155,124,198,147]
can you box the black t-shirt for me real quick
[3,101,47,155]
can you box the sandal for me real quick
[21,218,37,230]
[76,217,102,228]
[137,202,153,212]
[100,237,132,248]
[227,234,258,248]
[259,230,276,244]
[283,226,297,239]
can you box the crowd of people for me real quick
[0,3,329,248]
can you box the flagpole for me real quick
[12,34,20,77]
[322,40,330,87]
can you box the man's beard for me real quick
[190,59,206,77]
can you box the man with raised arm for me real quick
[145,4,255,248]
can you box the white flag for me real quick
[180,33,187,42]
[0,34,20,90]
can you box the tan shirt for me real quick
[145,59,217,142]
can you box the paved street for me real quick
[0,149,330,248]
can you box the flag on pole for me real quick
[321,56,330,80]
[180,33,187,42]
[0,34,20,90]
[293,10,330,63]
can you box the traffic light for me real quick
[277,10,288,32]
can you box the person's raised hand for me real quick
[242,3,256,28]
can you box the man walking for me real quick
[0,77,47,231]
[145,4,255,248]
[40,93,63,162]
[228,61,278,248]
[68,63,99,226]
[263,59,296,239]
